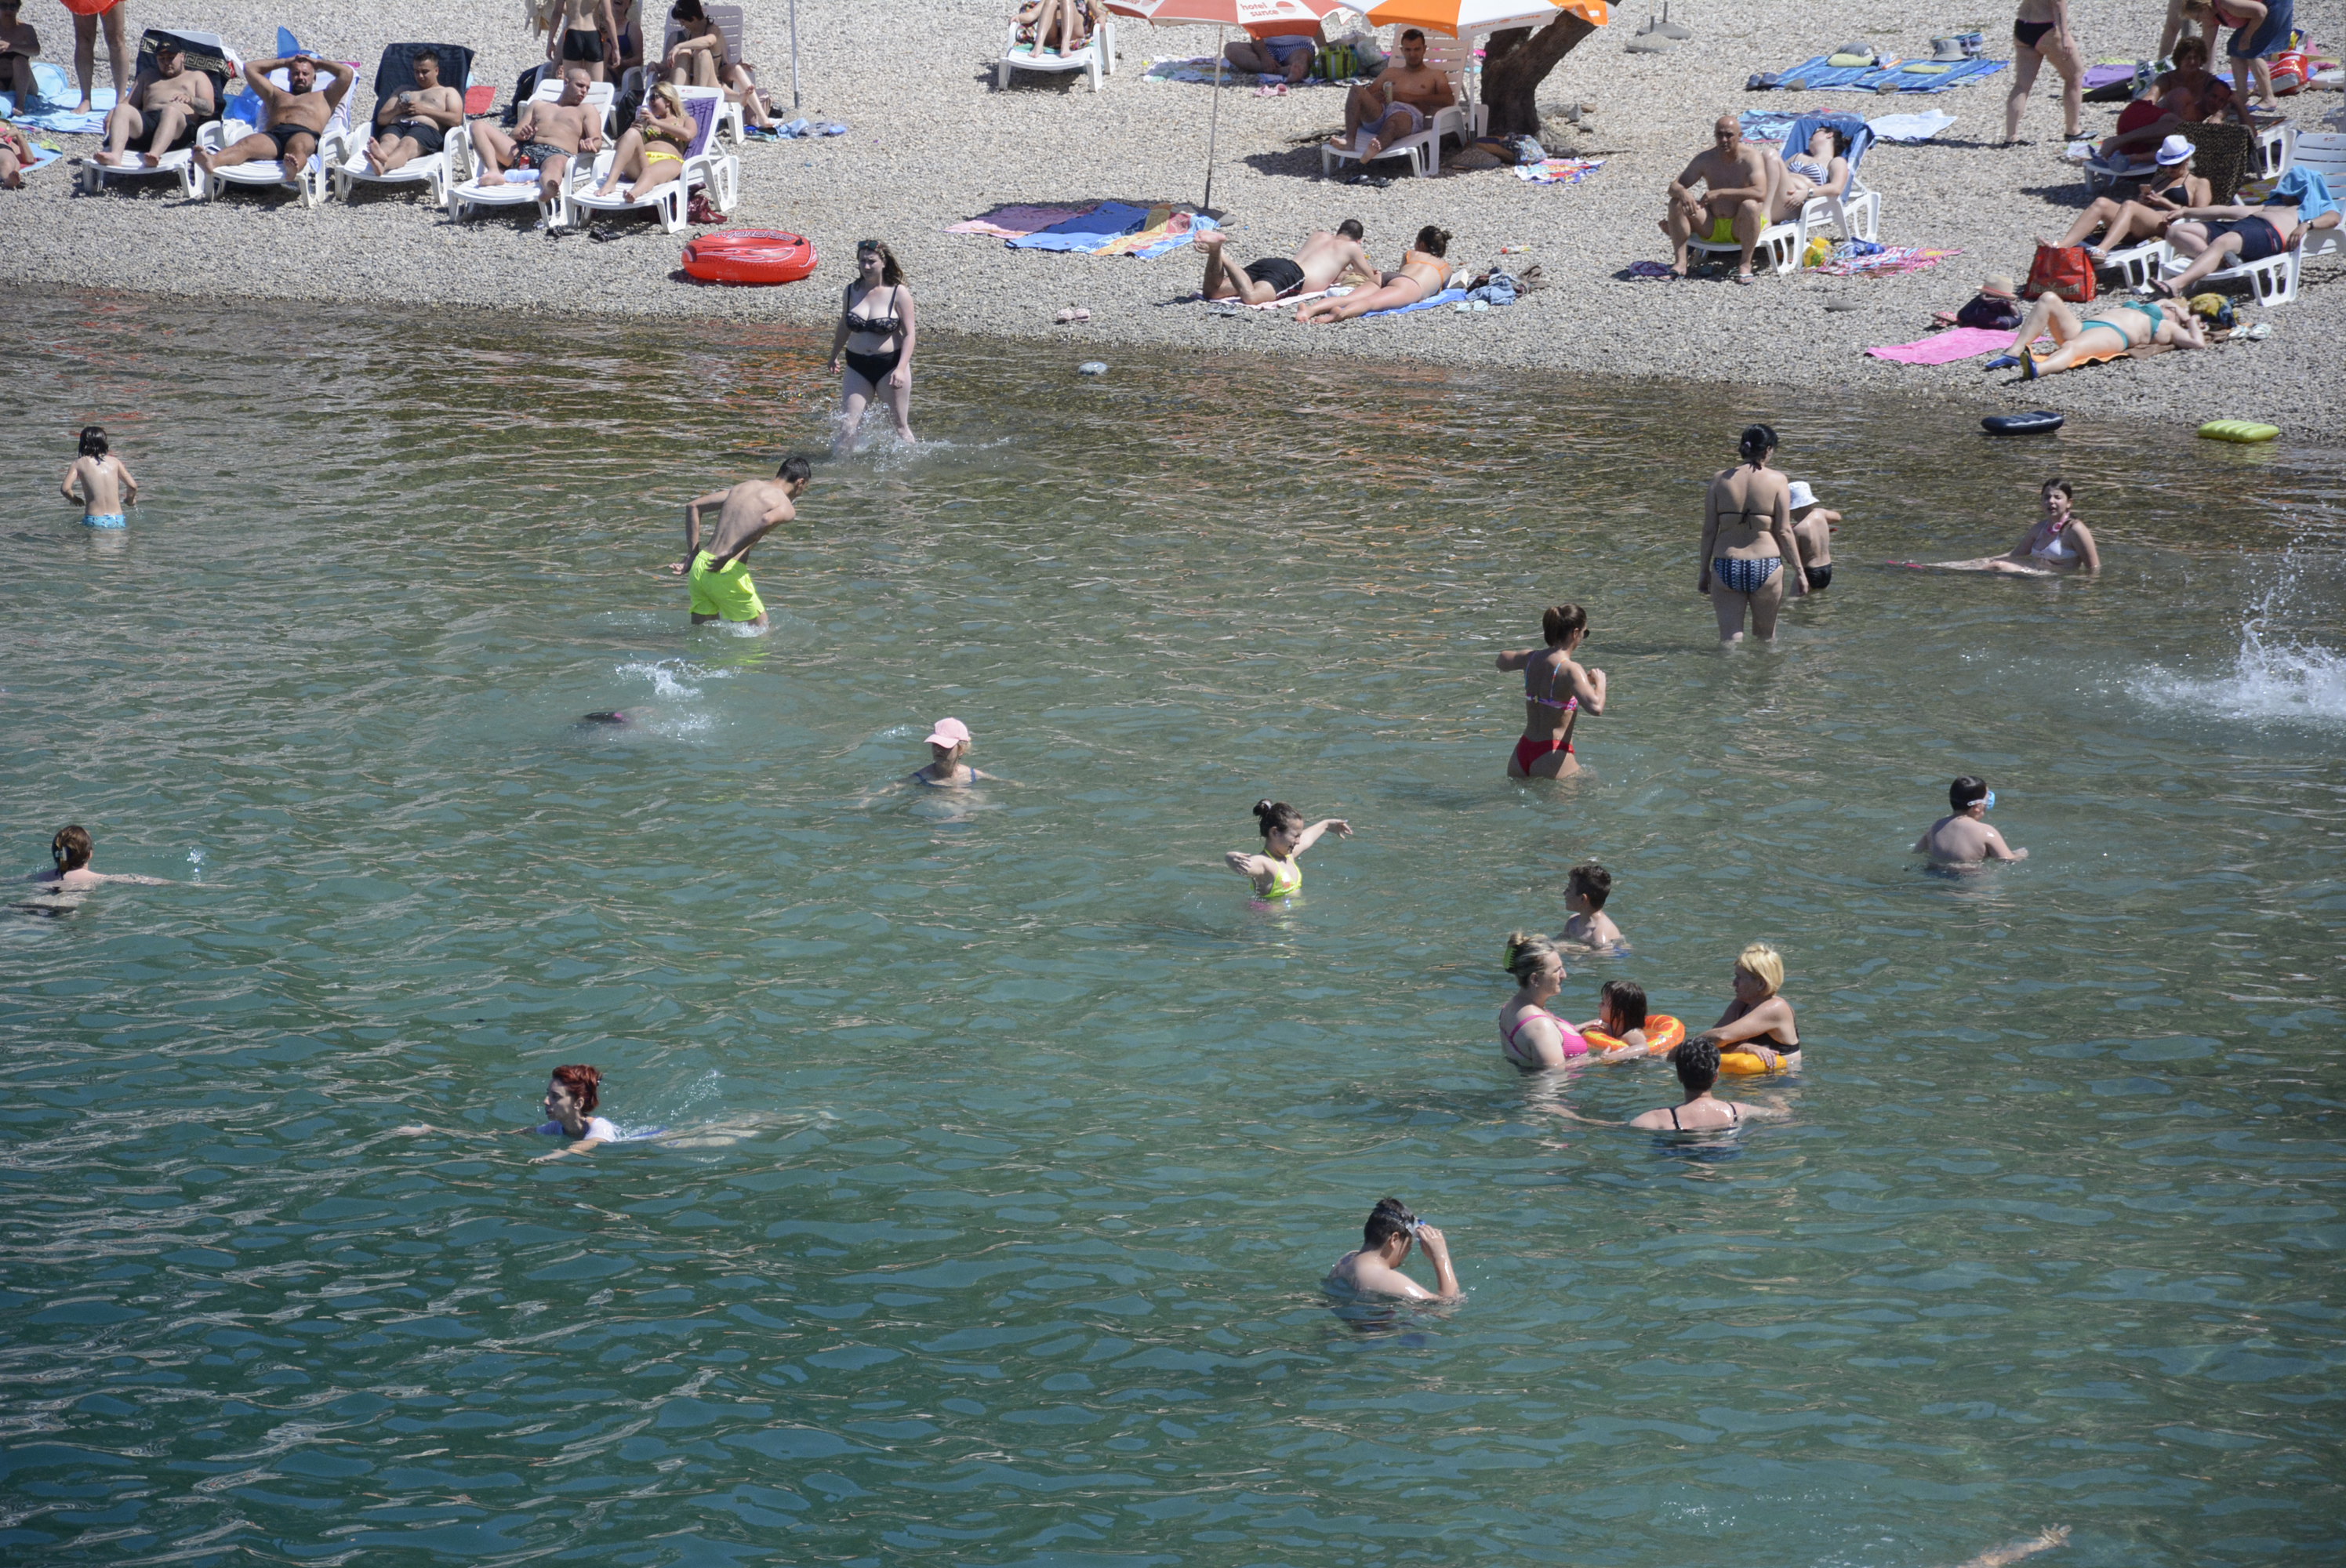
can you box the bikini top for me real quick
[1526,656,1579,712]
[1502,1007,1587,1065]
[1784,155,1828,183]
[1668,1102,1739,1130]
[844,285,902,336]
[1403,252,1452,286]
[2031,520,2078,561]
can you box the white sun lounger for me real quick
[561,84,736,234]
[72,26,233,198]
[445,78,615,224]
[997,7,1117,93]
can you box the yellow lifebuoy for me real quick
[1582,1014,1686,1056]
[1720,1047,1798,1076]
[2199,420,2279,443]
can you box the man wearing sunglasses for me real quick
[1324,1198,1462,1301]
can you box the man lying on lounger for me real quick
[467,66,603,209]
[92,40,216,168]
[191,52,353,181]
[365,47,463,174]
[1664,114,1771,282]
[1199,220,1375,304]
[1330,29,1453,162]
[2151,186,2341,297]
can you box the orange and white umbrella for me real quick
[1104,0,1355,212]
[1361,0,1604,35]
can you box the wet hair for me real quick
[550,1063,602,1115]
[1567,862,1611,911]
[1253,800,1304,840]
[1950,775,1989,811]
[1336,218,1364,241]
[413,49,441,70]
[1739,423,1778,462]
[1400,27,1425,42]
[1734,942,1785,997]
[1414,225,1451,257]
[1364,1196,1418,1249]
[77,425,108,458]
[1600,978,1647,1031]
[776,454,813,485]
[1541,604,1586,646]
[671,0,706,18]
[1502,930,1561,985]
[2042,477,2073,501]
[1672,1038,1721,1092]
[50,825,93,873]
[857,238,906,287]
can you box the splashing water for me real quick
[2131,561,2346,724]
[615,659,728,702]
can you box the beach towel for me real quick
[1104,209,1220,258]
[1362,286,1467,318]
[2272,167,2338,226]
[1007,200,1153,252]
[9,140,66,176]
[1865,326,2025,364]
[1867,110,1956,142]
[1817,242,1961,276]
[2081,64,2134,90]
[948,203,1091,238]
[1516,158,1604,184]
[1197,289,1331,309]
[1767,53,2005,93]
[1144,54,1360,85]
[3,67,114,133]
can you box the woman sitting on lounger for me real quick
[2153,189,2341,297]
[1295,226,1451,323]
[665,0,772,127]
[1763,125,1850,224]
[2057,135,2207,258]
[1988,286,2207,378]
[589,82,695,202]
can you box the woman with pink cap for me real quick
[909,717,992,786]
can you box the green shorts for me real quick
[1706,214,1738,243]
[688,550,765,622]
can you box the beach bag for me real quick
[2026,242,2096,303]
[1314,43,1356,80]
[504,64,549,125]
[1956,291,2023,329]
[687,191,723,225]
[2268,49,2308,93]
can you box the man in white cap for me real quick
[909,718,992,787]
[1786,481,1839,593]
[666,456,812,631]
[2054,133,2208,259]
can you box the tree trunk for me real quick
[1479,13,1597,138]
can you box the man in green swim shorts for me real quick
[667,456,812,631]
[1663,114,1770,282]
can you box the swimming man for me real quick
[60,425,137,528]
[1324,1198,1462,1301]
[667,455,812,630]
[1916,776,2028,866]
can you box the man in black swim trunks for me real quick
[469,65,604,209]
[2155,195,2341,296]
[192,52,353,182]
[364,48,463,174]
[1198,220,1375,306]
[92,40,217,169]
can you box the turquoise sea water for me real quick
[4,289,2345,1567]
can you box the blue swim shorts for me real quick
[1260,34,1316,65]
[82,513,127,529]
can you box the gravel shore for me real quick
[5,0,2341,435]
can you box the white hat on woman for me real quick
[2155,134,2193,166]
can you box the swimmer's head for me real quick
[776,453,813,492]
[1671,1037,1722,1093]
[547,1063,602,1116]
[1337,218,1364,241]
[1950,775,1989,812]
[579,710,630,726]
[1734,942,1784,999]
[1600,978,1647,1033]
[1738,423,1778,463]
[1502,930,1562,986]
[1253,799,1305,845]
[2041,477,2073,510]
[1567,861,1611,911]
[1414,226,1451,258]
[925,716,972,762]
[1364,1196,1418,1254]
[50,824,93,872]
[1541,604,1587,648]
[77,426,108,458]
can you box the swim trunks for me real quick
[1244,256,1306,296]
[688,550,764,622]
[125,115,202,154]
[252,120,321,159]
[562,27,606,64]
[2213,215,2283,262]
[386,117,446,154]
[1260,33,1316,65]
[1705,214,1738,243]
[82,513,127,528]
[517,140,570,168]
[1804,563,1832,591]
[1512,734,1572,773]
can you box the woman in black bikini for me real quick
[2004,0,2083,145]
[1628,1040,1778,1131]
[826,239,917,454]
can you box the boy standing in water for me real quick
[1788,480,1837,592]
[60,426,137,528]
[1557,862,1624,949]
[668,456,812,631]
[1916,776,2028,866]
[1324,1198,1463,1302]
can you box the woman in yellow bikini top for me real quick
[587,83,695,202]
[1223,798,1352,901]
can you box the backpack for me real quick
[2025,242,2096,304]
[1956,291,2023,330]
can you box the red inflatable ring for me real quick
[683,229,819,286]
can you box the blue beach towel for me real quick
[1007,201,1153,252]
[1127,212,1219,259]
[2,64,114,132]
[2272,168,2338,227]
[1361,286,1467,319]
[1765,53,2006,93]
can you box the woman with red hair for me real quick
[520,1064,616,1162]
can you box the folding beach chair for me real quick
[445,78,614,223]
[997,0,1117,93]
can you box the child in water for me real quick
[1578,978,1653,1054]
[1556,861,1624,949]
[1916,775,2028,866]
[59,425,138,528]
[1225,798,1351,899]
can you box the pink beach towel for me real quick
[1865,326,2018,365]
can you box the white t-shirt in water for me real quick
[537,1117,619,1142]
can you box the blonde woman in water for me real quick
[1494,604,1606,779]
[1223,799,1349,900]
[1698,423,1806,644]
[1497,932,1590,1069]
[1686,941,1802,1071]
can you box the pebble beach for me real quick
[4,0,2341,434]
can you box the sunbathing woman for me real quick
[1295,226,1451,324]
[0,114,33,189]
[1684,942,1801,1071]
[1015,0,1101,54]
[1498,932,1589,1069]
[1986,287,2207,378]
[1494,603,1605,779]
[1908,477,2101,575]
[588,82,694,202]
[1763,125,1850,224]
[1698,423,1804,644]
[1223,799,1350,901]
[2056,135,2206,258]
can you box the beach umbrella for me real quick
[1360,0,1603,128]
[1104,0,1352,212]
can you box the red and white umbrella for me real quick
[1105,0,1353,212]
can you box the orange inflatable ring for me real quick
[1582,1014,1685,1057]
[1720,1047,1796,1076]
[682,229,819,286]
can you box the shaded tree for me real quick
[1480,12,1600,138]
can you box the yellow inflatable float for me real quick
[2199,420,2279,443]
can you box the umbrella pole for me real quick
[790,0,801,109]
[1202,24,1225,213]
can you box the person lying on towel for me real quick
[192,53,354,181]
[1295,225,1451,323]
[2152,181,2341,297]
[1987,290,2209,378]
[365,47,463,174]
[1330,29,1453,162]
[92,38,218,168]
[1199,220,1375,305]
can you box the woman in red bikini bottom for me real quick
[1494,603,1607,780]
